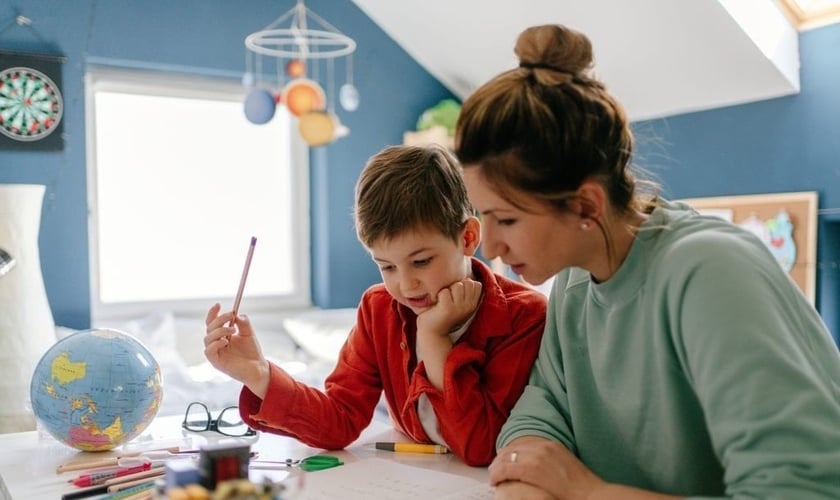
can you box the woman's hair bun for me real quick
[514,24,593,75]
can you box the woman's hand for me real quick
[490,436,605,500]
[204,303,270,398]
[494,480,557,500]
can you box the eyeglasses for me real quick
[182,402,257,437]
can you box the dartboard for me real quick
[0,66,64,142]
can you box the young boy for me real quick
[203,145,546,466]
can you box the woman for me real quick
[456,23,840,500]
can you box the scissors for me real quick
[284,454,343,472]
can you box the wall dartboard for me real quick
[0,51,66,151]
[0,66,63,141]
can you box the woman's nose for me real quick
[480,228,503,261]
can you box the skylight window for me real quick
[779,0,840,28]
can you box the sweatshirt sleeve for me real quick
[496,268,579,453]
[669,231,840,499]
[239,318,383,450]
[408,288,547,466]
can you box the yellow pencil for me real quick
[374,442,449,454]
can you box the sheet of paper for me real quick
[300,457,494,499]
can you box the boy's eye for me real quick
[497,218,516,226]
[413,257,432,267]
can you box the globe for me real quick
[29,328,163,451]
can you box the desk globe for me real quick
[29,328,163,451]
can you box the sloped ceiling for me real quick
[351,0,800,121]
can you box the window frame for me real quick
[84,66,311,323]
[778,0,840,29]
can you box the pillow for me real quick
[282,308,357,363]
[102,311,241,417]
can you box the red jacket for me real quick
[239,257,546,466]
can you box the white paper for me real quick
[300,457,494,499]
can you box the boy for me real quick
[203,145,546,466]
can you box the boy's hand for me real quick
[204,303,270,398]
[415,278,483,390]
[416,278,483,336]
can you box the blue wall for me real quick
[0,1,454,329]
[2,3,838,340]
[633,23,840,341]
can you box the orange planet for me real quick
[282,79,325,117]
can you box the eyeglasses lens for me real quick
[184,403,210,432]
[217,407,249,437]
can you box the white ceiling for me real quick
[351,0,801,121]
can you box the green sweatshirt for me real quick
[498,200,840,499]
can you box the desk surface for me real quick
[0,415,490,499]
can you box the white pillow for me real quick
[282,308,357,363]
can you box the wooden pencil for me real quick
[56,457,119,474]
[228,236,257,326]
[56,446,181,474]
[107,472,165,492]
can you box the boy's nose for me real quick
[398,269,420,288]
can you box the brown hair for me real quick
[354,144,473,248]
[455,24,655,217]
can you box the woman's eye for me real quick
[497,218,516,226]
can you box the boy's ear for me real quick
[462,216,481,255]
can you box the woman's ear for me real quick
[462,216,482,256]
[573,180,607,222]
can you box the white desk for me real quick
[0,415,490,499]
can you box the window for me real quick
[778,0,840,28]
[86,67,310,323]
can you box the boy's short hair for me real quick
[354,145,473,248]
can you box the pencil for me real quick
[229,236,257,327]
[57,458,119,474]
[103,465,165,486]
[374,442,449,454]
[121,492,153,500]
[98,481,155,500]
[56,446,181,473]
[71,463,151,487]
[61,484,109,500]
[107,474,164,492]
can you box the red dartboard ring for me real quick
[0,66,64,142]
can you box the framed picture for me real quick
[681,191,818,304]
[0,50,66,151]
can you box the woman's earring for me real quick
[580,220,590,230]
